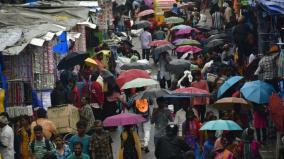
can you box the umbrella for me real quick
[121,78,159,89]
[174,87,210,97]
[134,88,171,100]
[171,25,192,30]
[149,40,170,47]
[165,17,184,24]
[196,25,211,31]
[166,59,191,73]
[172,38,189,44]
[175,28,200,35]
[84,58,97,67]
[103,113,146,127]
[116,69,151,88]
[240,80,275,104]
[212,97,252,110]
[133,20,152,29]
[217,76,244,98]
[207,33,229,42]
[175,39,201,46]
[205,39,225,49]
[176,45,202,53]
[100,69,114,80]
[120,63,151,70]
[200,120,242,131]
[137,9,154,17]
[57,52,89,70]
[153,44,175,56]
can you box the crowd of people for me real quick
[1,0,284,159]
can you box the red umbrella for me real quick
[175,28,200,36]
[149,40,170,47]
[175,45,202,53]
[137,9,154,17]
[116,69,151,88]
[103,113,146,127]
[175,87,210,105]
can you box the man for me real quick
[79,97,95,132]
[29,125,55,159]
[68,142,90,159]
[174,105,188,136]
[158,52,171,89]
[140,27,152,60]
[155,124,190,159]
[151,97,173,145]
[89,121,113,159]
[51,81,68,106]
[69,120,90,156]
[212,7,224,30]
[31,108,57,140]
[0,115,14,159]
[171,3,181,16]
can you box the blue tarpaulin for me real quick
[258,0,284,15]
[53,31,68,55]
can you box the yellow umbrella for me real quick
[212,97,252,110]
[93,50,111,57]
[84,58,98,67]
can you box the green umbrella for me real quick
[121,78,159,89]
[175,39,201,46]
[200,120,242,131]
[165,17,184,24]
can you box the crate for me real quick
[47,105,79,134]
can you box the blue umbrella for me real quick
[217,76,244,98]
[240,80,275,104]
[200,120,242,131]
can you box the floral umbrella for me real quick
[175,45,202,53]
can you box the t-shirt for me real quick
[140,31,152,49]
[28,138,55,159]
[0,125,14,159]
[69,135,90,155]
[67,153,90,159]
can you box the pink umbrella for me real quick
[103,113,146,127]
[137,9,154,17]
[175,28,200,36]
[172,38,189,44]
[150,40,170,47]
[175,87,210,105]
[175,45,202,53]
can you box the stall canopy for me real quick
[258,0,284,15]
[0,4,93,55]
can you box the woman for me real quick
[17,115,31,159]
[118,125,142,159]
[241,128,261,159]
[182,109,202,158]
[253,104,268,144]
[54,135,72,159]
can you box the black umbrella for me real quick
[166,59,191,73]
[205,39,225,49]
[57,52,89,70]
[132,20,152,29]
[100,69,114,81]
[153,44,175,56]
[121,63,151,70]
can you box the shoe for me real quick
[144,147,149,153]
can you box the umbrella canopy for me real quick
[174,87,210,97]
[207,33,229,42]
[200,120,242,131]
[137,9,154,17]
[176,45,202,53]
[116,69,151,88]
[165,17,184,24]
[149,40,170,47]
[133,20,152,29]
[171,24,192,30]
[57,52,89,70]
[175,39,201,46]
[166,59,191,73]
[175,28,200,35]
[172,38,189,44]
[84,58,97,67]
[153,44,175,56]
[217,76,244,98]
[100,69,114,81]
[120,62,151,70]
[240,80,275,104]
[103,113,146,127]
[121,78,159,89]
[212,97,252,110]
[134,88,171,100]
[205,39,225,49]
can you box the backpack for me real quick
[30,139,51,153]
[134,99,149,117]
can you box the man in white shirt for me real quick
[0,115,14,159]
[174,105,187,136]
[140,27,152,60]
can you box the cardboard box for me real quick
[47,105,79,134]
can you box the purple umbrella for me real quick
[176,45,202,53]
[103,113,146,127]
[175,28,200,36]
[172,38,189,44]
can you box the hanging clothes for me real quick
[0,89,5,113]
[278,49,284,78]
